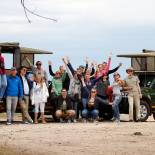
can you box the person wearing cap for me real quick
[0,47,7,101]
[124,67,142,122]
[18,66,33,124]
[5,67,23,125]
[111,72,124,122]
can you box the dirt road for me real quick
[0,114,155,155]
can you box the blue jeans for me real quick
[82,98,88,109]
[82,109,99,119]
[112,95,122,120]
[0,74,7,99]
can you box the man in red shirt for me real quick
[0,47,7,100]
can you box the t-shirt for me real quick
[22,76,29,95]
[62,100,67,111]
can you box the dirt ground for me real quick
[0,113,155,155]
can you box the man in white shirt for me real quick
[18,66,33,124]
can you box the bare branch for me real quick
[21,0,31,23]
[21,0,57,23]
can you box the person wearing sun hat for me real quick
[124,67,142,122]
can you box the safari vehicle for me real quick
[117,49,155,121]
[0,42,54,119]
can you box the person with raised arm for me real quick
[48,60,70,90]
[81,77,109,122]
[62,57,81,119]
[25,56,48,86]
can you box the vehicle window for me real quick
[2,53,13,69]
[150,79,155,89]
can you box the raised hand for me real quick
[62,57,68,64]
[119,62,122,67]
[85,57,89,64]
[109,52,112,58]
[48,60,52,66]
[66,56,70,62]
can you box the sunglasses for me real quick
[23,69,27,71]
[36,63,41,66]
[61,90,67,92]
[128,70,133,72]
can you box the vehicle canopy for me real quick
[0,42,53,74]
[117,49,155,87]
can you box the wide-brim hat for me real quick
[126,67,134,73]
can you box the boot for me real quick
[34,113,38,124]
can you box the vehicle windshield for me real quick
[138,74,155,87]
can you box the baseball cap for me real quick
[11,67,17,71]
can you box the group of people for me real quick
[0,50,142,125]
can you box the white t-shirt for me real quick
[22,76,29,95]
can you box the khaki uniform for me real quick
[124,76,141,121]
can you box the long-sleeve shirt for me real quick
[49,65,70,90]
[81,76,102,98]
[95,57,111,79]
[5,75,23,97]
[86,96,109,111]
[31,65,48,86]
[0,55,6,74]
[66,65,81,96]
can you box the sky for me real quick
[1,0,155,79]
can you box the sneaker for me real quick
[72,119,77,123]
[60,118,64,123]
[82,119,87,123]
[23,121,30,124]
[135,119,141,122]
[111,117,116,121]
[6,122,12,125]
[92,119,98,123]
[67,119,71,123]
[114,119,120,123]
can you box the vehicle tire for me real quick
[139,100,150,122]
